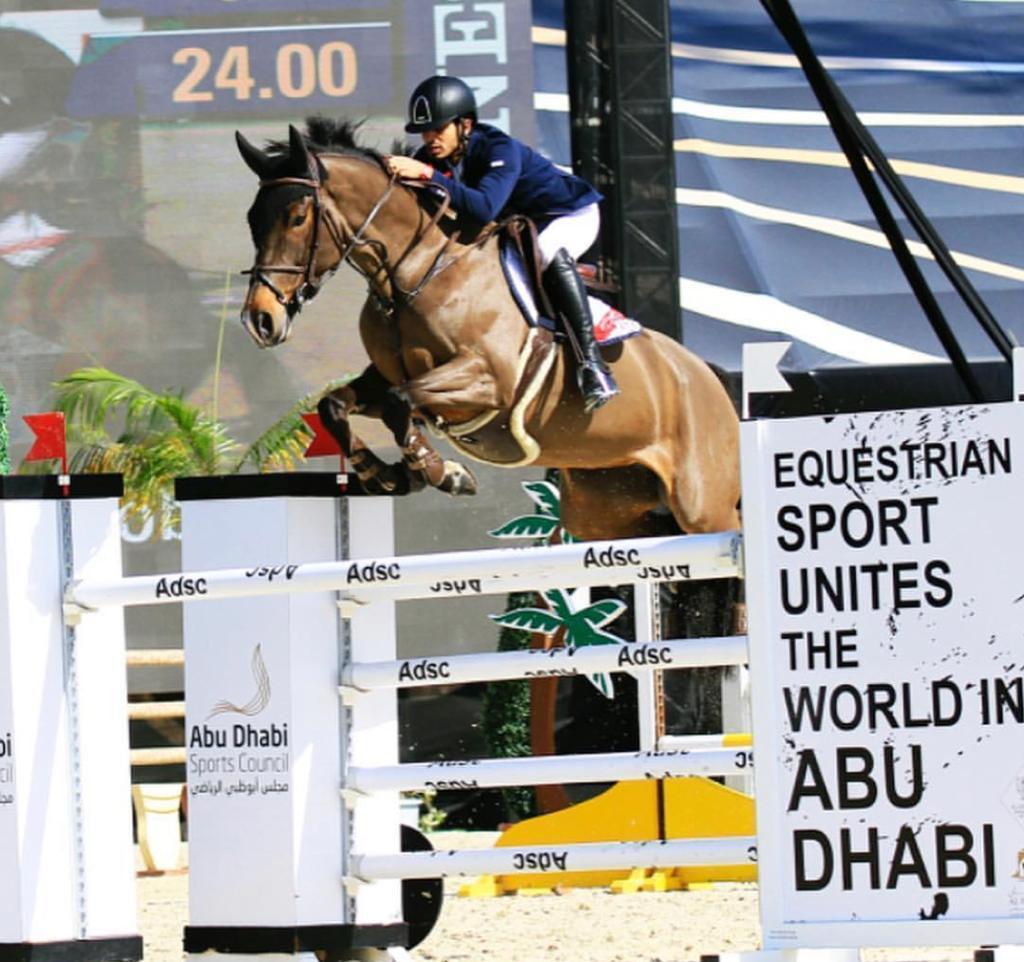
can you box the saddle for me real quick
[429,220,641,468]
[498,216,641,348]
[408,185,640,347]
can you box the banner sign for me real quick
[741,402,1024,948]
[403,0,534,139]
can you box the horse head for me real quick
[236,124,331,348]
[237,121,417,349]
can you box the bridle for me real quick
[241,167,395,318]
[242,154,467,328]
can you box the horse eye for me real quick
[290,212,307,228]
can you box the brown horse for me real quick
[237,120,739,541]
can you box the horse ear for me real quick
[235,131,270,178]
[288,124,320,182]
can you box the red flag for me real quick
[24,412,67,471]
[300,412,346,490]
[301,412,342,458]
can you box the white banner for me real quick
[742,402,1024,948]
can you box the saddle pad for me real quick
[499,238,642,347]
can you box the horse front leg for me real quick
[319,365,477,497]
[317,367,418,496]
[377,380,478,497]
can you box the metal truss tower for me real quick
[566,0,681,340]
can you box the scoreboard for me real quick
[98,0,383,13]
[69,22,393,118]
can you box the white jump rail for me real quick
[349,836,758,882]
[343,634,748,691]
[66,529,742,610]
[347,746,752,794]
[161,490,753,962]
[658,732,751,750]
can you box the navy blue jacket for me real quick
[414,123,602,225]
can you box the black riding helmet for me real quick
[404,75,477,133]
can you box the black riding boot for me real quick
[543,248,619,412]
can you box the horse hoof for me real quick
[439,461,477,496]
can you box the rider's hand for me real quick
[385,155,434,181]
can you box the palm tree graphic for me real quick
[490,589,626,698]
[489,479,626,698]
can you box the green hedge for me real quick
[481,589,537,820]
[0,382,8,474]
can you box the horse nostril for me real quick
[255,311,275,340]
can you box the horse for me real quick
[236,119,740,542]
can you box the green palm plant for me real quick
[0,380,9,475]
[24,367,346,537]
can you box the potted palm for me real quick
[23,366,345,537]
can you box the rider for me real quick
[385,75,619,413]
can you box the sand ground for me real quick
[135,836,980,962]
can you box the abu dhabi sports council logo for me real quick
[188,643,288,790]
[1003,768,1024,828]
[207,645,271,719]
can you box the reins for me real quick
[370,179,508,316]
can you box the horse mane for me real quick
[264,116,414,170]
[249,117,429,242]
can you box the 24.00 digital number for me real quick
[172,42,357,103]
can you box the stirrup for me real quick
[577,362,619,414]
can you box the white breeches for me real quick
[537,202,600,268]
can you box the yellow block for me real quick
[609,867,654,894]
[722,732,753,747]
[466,777,757,895]
[637,870,685,893]
[663,778,757,885]
[494,780,662,892]
[458,875,506,898]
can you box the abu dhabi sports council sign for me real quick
[741,402,1024,949]
[188,644,289,800]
